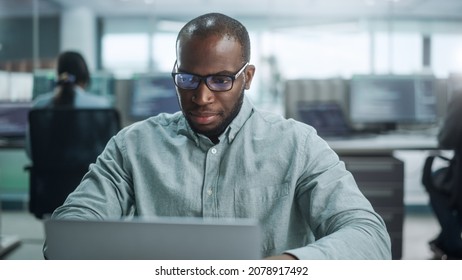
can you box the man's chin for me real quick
[195,127,221,139]
[186,112,234,140]
[191,123,225,139]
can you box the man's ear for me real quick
[244,65,256,90]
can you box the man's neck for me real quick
[208,136,220,144]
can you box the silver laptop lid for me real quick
[44,217,262,260]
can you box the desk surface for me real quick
[326,133,438,155]
[1,133,438,154]
[0,137,26,149]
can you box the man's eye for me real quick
[210,76,231,84]
[181,75,198,83]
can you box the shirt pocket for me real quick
[233,182,290,219]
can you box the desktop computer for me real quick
[129,73,179,122]
[349,74,438,132]
[0,101,32,139]
[32,70,115,102]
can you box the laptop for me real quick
[0,235,21,258]
[44,217,262,260]
[298,101,364,139]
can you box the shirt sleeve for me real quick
[51,134,135,220]
[285,132,392,259]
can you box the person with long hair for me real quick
[33,51,111,108]
[26,51,112,158]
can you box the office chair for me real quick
[422,147,462,259]
[26,108,121,219]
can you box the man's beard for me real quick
[188,89,244,140]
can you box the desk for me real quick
[325,133,438,260]
[326,133,438,156]
[0,137,26,149]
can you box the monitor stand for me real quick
[382,122,397,132]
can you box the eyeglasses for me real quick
[171,62,249,92]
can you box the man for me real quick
[49,13,391,259]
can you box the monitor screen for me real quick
[32,71,115,102]
[129,73,180,121]
[297,101,351,137]
[0,102,32,138]
[88,72,115,100]
[32,70,55,100]
[349,75,437,129]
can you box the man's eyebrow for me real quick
[213,70,234,75]
[178,68,235,76]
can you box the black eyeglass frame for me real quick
[171,61,249,92]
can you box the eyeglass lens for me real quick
[174,74,234,91]
[172,62,248,92]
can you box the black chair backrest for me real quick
[422,147,462,212]
[451,148,462,212]
[29,108,120,167]
[28,108,121,218]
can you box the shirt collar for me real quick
[222,94,254,144]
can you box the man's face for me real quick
[174,35,255,140]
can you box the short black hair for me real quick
[177,13,251,62]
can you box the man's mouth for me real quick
[189,111,219,125]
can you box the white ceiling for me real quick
[1,0,462,27]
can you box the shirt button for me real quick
[211,148,217,154]
[207,189,213,196]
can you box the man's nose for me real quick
[192,81,214,105]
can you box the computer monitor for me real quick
[88,72,115,101]
[297,101,352,137]
[0,101,32,138]
[349,74,437,131]
[32,70,55,100]
[32,71,115,102]
[129,73,180,121]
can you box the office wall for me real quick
[0,16,60,67]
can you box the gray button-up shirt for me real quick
[52,95,391,259]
